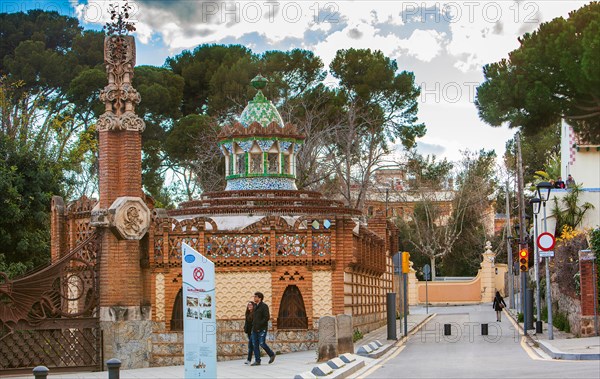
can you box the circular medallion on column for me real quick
[109,196,151,240]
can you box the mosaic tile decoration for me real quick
[222,142,233,154]
[279,141,292,151]
[237,140,253,152]
[293,143,301,153]
[239,90,284,128]
[257,140,275,151]
[225,177,298,191]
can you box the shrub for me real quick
[553,233,588,298]
[541,305,548,322]
[352,329,363,342]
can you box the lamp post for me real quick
[505,181,514,309]
[530,197,543,333]
[537,181,554,340]
[514,224,523,314]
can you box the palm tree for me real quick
[551,184,594,234]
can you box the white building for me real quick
[541,121,600,233]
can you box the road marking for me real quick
[354,314,436,379]
[504,309,591,363]
[520,336,544,360]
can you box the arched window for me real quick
[171,288,183,331]
[277,285,308,329]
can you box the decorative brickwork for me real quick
[155,273,165,322]
[579,250,598,322]
[215,272,271,319]
[312,271,333,318]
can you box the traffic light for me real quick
[402,252,410,273]
[519,246,529,272]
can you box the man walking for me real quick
[250,292,276,366]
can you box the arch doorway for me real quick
[171,288,183,331]
[277,285,308,329]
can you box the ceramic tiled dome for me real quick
[218,75,304,191]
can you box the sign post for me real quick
[402,252,410,337]
[182,243,216,378]
[538,220,555,339]
[423,264,430,315]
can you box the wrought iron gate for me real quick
[0,234,101,374]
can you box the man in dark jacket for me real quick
[250,292,275,366]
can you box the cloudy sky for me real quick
[6,0,589,162]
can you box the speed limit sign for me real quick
[537,232,555,251]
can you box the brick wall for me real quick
[98,131,143,208]
[579,257,598,316]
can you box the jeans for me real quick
[246,333,253,361]
[251,329,274,362]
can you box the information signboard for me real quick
[182,243,216,378]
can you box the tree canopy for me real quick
[0,9,427,272]
[0,135,62,277]
[476,2,600,143]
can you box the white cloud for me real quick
[70,0,588,163]
[398,29,447,62]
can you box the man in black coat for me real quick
[250,292,276,366]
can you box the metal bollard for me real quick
[32,366,49,379]
[106,358,122,379]
[444,324,451,336]
[386,292,397,340]
[481,323,488,336]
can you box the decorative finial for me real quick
[104,1,137,36]
[251,74,268,90]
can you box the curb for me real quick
[537,340,600,360]
[504,309,600,361]
[295,313,436,379]
[294,354,365,379]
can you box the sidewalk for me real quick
[505,307,600,360]
[11,313,433,379]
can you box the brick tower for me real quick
[91,34,152,369]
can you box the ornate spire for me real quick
[238,74,284,128]
[250,74,268,90]
[96,33,145,132]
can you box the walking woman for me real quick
[492,291,506,322]
[244,301,255,364]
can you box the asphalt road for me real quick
[363,304,600,379]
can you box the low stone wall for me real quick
[352,313,386,335]
[551,281,583,336]
[217,320,317,360]
[150,319,318,366]
[416,276,482,304]
[408,243,504,305]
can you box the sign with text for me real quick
[539,250,555,258]
[182,243,216,379]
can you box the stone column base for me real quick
[580,316,598,337]
[100,306,153,369]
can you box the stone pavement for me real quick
[7,313,432,379]
[505,306,600,360]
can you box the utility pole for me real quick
[516,134,528,335]
[505,181,514,309]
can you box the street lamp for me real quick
[529,197,542,333]
[536,181,554,339]
[536,181,553,202]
